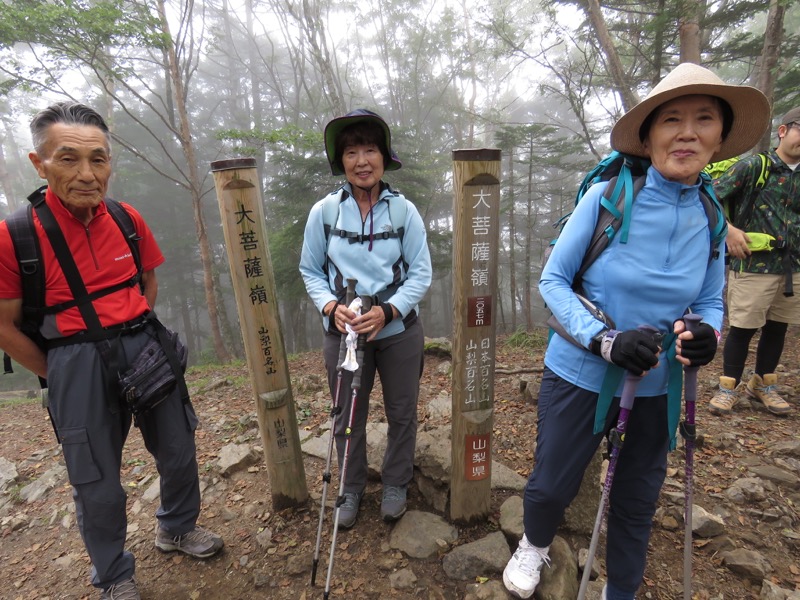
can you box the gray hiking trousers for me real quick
[323,318,424,495]
[46,325,201,590]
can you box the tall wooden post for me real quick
[210,158,308,509]
[450,149,501,523]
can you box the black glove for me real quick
[598,329,661,376]
[677,321,718,367]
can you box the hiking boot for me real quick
[709,376,741,415]
[381,485,407,522]
[155,525,224,558]
[747,373,791,415]
[336,491,362,529]
[502,535,550,599]
[100,577,140,600]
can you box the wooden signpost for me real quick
[450,149,501,523]
[210,158,308,510]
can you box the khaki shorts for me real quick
[727,271,800,328]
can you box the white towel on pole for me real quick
[341,297,363,371]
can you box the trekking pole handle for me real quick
[682,314,702,404]
[351,296,372,391]
[618,324,660,411]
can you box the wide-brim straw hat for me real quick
[323,108,402,176]
[610,62,771,162]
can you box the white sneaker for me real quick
[503,535,550,599]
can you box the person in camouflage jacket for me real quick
[710,106,800,416]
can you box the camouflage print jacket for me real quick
[713,150,800,274]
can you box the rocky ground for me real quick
[0,328,799,600]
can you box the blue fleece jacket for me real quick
[299,182,432,339]
[541,166,725,398]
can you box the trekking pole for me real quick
[577,325,659,600]
[323,296,372,600]
[680,313,702,600]
[311,279,357,587]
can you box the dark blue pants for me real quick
[323,319,424,494]
[523,368,669,594]
[47,327,200,590]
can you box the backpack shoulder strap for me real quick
[755,152,772,191]
[322,187,345,241]
[33,198,104,332]
[698,173,727,264]
[573,169,646,291]
[6,193,46,329]
[105,199,143,289]
[385,188,408,243]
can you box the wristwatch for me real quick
[589,328,610,356]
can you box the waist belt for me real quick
[45,313,151,349]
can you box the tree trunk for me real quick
[156,0,230,363]
[508,147,517,332]
[525,138,533,330]
[0,141,17,212]
[679,0,702,64]
[584,0,638,111]
[754,0,785,152]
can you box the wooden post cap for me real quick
[452,149,501,161]
[210,157,257,171]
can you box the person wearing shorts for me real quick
[709,106,800,416]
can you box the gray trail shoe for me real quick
[100,577,140,600]
[155,525,224,558]
[336,491,362,529]
[381,485,408,522]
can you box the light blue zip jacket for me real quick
[299,182,432,339]
[541,166,725,398]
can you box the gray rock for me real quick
[19,464,67,503]
[216,443,259,476]
[255,527,273,549]
[463,580,509,599]
[761,579,800,599]
[441,531,510,580]
[499,495,523,543]
[721,548,772,582]
[426,392,451,420]
[0,457,17,492]
[389,510,458,559]
[143,476,161,503]
[537,535,579,600]
[388,567,417,590]
[491,460,527,491]
[692,505,726,538]
[747,465,800,490]
[770,440,800,459]
[301,430,331,460]
[565,449,603,537]
[285,554,308,576]
[725,477,767,503]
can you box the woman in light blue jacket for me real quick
[300,109,432,528]
[503,64,770,600]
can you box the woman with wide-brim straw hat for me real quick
[503,63,770,600]
[299,109,432,529]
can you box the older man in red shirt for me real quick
[0,102,222,600]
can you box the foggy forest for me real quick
[0,0,798,390]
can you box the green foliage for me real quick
[505,327,548,350]
[0,0,165,52]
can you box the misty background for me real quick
[1,0,798,391]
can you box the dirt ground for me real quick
[0,329,798,600]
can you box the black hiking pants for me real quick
[47,327,201,590]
